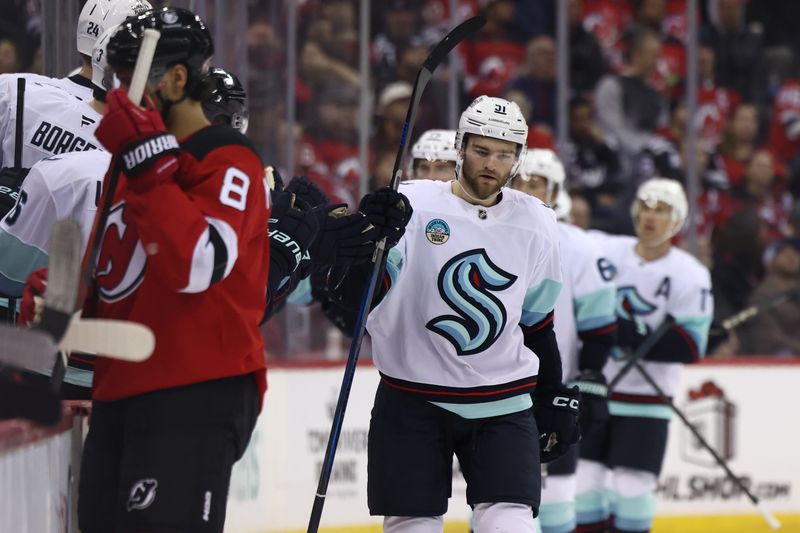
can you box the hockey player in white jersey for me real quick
[0,0,152,102]
[409,129,458,181]
[513,149,617,533]
[575,178,713,533]
[327,96,580,532]
[0,26,120,395]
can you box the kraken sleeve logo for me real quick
[616,285,657,319]
[426,249,517,355]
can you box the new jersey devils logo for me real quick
[427,249,517,356]
[95,202,147,302]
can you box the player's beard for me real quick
[459,157,507,201]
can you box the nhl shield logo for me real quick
[127,478,158,511]
[425,219,450,245]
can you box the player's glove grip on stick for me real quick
[358,187,412,247]
[95,89,179,193]
[534,384,581,463]
[18,267,48,327]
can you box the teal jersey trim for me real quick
[574,286,616,332]
[386,247,403,287]
[0,230,49,297]
[286,277,313,305]
[539,500,577,533]
[675,314,713,356]
[430,393,532,419]
[609,400,672,420]
[521,278,562,327]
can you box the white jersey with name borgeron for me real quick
[367,179,563,404]
[553,222,617,382]
[0,150,109,298]
[0,72,95,102]
[0,76,100,169]
[596,234,713,415]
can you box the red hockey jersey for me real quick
[87,126,270,402]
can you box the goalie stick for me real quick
[307,15,487,533]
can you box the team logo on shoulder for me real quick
[127,478,158,511]
[425,218,450,245]
[427,249,516,355]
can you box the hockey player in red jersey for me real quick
[74,8,307,532]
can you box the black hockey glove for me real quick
[309,205,378,267]
[534,385,581,463]
[269,187,319,278]
[0,167,29,220]
[286,175,329,209]
[358,187,412,247]
[568,370,609,434]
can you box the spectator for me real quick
[372,0,422,90]
[0,37,20,74]
[373,82,412,189]
[738,238,800,356]
[767,69,800,182]
[703,150,794,243]
[502,88,555,150]
[461,0,526,99]
[568,0,608,95]
[506,34,556,129]
[570,194,593,230]
[563,95,625,231]
[701,0,765,103]
[710,206,766,325]
[595,27,667,157]
[696,43,741,151]
[717,102,759,187]
[300,0,360,88]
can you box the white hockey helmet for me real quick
[411,129,458,163]
[631,177,689,237]
[77,0,152,57]
[553,188,572,222]
[91,26,119,92]
[455,95,529,179]
[518,148,565,203]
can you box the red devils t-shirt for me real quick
[86,125,270,402]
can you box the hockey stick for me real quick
[630,359,781,529]
[710,285,800,335]
[59,317,154,362]
[83,28,160,290]
[306,16,486,533]
[607,315,675,393]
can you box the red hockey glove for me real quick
[95,89,179,194]
[18,267,48,327]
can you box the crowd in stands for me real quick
[4,0,799,357]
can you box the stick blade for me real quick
[0,325,59,372]
[423,15,485,72]
[60,318,155,362]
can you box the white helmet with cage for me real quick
[455,95,528,179]
[631,177,689,238]
[77,0,152,57]
[91,26,119,92]
[518,148,565,203]
[411,129,458,163]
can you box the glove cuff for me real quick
[570,379,608,397]
[122,133,180,177]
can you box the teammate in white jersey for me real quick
[0,0,152,103]
[575,178,713,533]
[409,129,457,181]
[513,149,617,533]
[328,96,580,532]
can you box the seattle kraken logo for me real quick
[426,249,517,356]
[616,286,657,319]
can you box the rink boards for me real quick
[2,360,799,532]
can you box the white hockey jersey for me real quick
[0,75,100,169]
[366,180,563,417]
[596,234,713,419]
[0,72,94,102]
[0,150,109,297]
[553,222,617,381]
